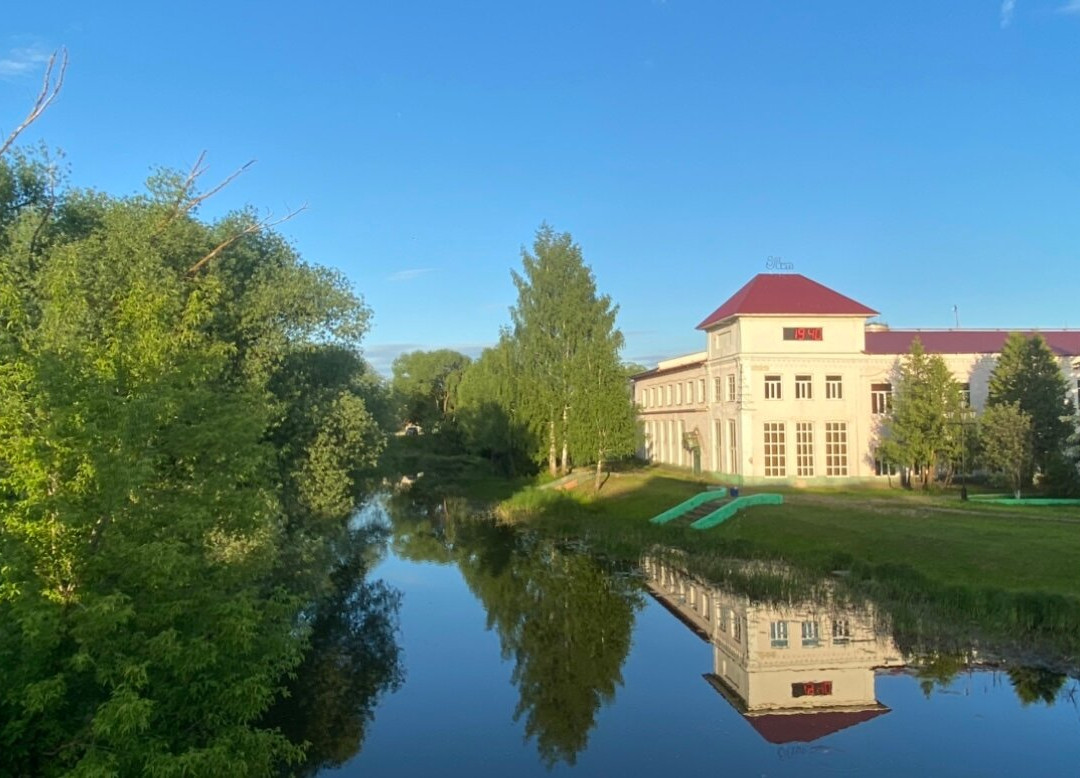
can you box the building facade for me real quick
[632,274,1080,484]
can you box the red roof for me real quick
[865,330,1080,357]
[746,708,890,744]
[696,274,878,330]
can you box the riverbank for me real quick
[490,466,1080,600]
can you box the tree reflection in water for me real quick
[263,523,404,775]
[389,496,644,768]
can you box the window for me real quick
[832,618,851,644]
[801,621,821,647]
[770,621,789,648]
[875,455,897,476]
[651,387,658,407]
[698,378,705,404]
[825,375,843,400]
[676,383,682,405]
[726,373,736,402]
[719,608,729,633]
[665,385,672,406]
[728,419,737,474]
[764,422,787,477]
[732,616,742,643]
[713,377,722,402]
[871,382,892,415]
[960,382,971,408]
[795,375,812,400]
[686,381,694,404]
[764,375,782,400]
[825,422,848,476]
[795,422,814,477]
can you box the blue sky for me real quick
[3,1,1080,372]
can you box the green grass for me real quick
[492,465,1080,599]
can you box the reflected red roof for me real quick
[697,274,878,330]
[746,708,890,744]
[865,330,1080,356]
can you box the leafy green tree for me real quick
[510,225,635,476]
[979,403,1034,498]
[883,338,964,488]
[987,333,1074,487]
[391,348,472,430]
[0,148,393,774]
[1007,666,1067,706]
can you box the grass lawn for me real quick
[493,465,1080,599]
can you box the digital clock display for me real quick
[783,327,823,341]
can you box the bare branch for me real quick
[187,205,307,276]
[0,47,68,158]
[154,152,256,233]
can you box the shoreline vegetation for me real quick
[415,462,1080,671]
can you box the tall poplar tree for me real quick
[986,333,1074,483]
[510,225,635,477]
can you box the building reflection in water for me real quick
[642,557,906,745]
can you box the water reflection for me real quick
[643,557,904,744]
[387,497,644,767]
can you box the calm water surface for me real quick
[323,502,1080,776]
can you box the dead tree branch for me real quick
[186,205,307,276]
[0,47,68,158]
[154,152,256,233]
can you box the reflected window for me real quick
[832,618,851,644]
[801,621,821,647]
[770,620,789,648]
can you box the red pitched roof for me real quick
[746,708,890,744]
[865,330,1080,357]
[696,274,878,330]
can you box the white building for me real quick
[632,273,1080,484]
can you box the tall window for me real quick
[732,615,742,643]
[665,385,672,406]
[801,621,821,647]
[825,422,848,476]
[764,375,782,400]
[726,373,736,402]
[795,422,814,477]
[764,422,787,477]
[871,382,892,415]
[728,419,737,474]
[676,383,682,405]
[687,380,694,404]
[770,621,789,648]
[825,375,843,400]
[713,377,722,402]
[698,378,705,404]
[714,420,723,473]
[795,374,812,400]
[960,382,971,408]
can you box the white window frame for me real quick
[825,375,843,400]
[770,620,789,648]
[825,422,848,476]
[871,382,892,415]
[726,373,736,402]
[795,374,812,400]
[764,422,787,477]
[795,422,814,477]
[764,375,782,400]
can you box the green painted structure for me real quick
[689,493,784,530]
[649,489,727,524]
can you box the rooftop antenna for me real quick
[952,305,960,329]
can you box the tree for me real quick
[979,403,1034,498]
[987,333,1074,486]
[391,348,472,430]
[0,147,393,773]
[882,339,964,488]
[510,225,636,477]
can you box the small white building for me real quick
[631,273,1080,484]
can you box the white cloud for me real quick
[386,268,434,282]
[1059,0,1080,14]
[0,45,51,79]
[1000,0,1017,28]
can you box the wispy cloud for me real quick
[0,45,51,79]
[386,268,434,282]
[1000,0,1017,28]
[1059,0,1080,14]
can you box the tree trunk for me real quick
[559,405,569,475]
[548,419,557,476]
[594,454,604,491]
